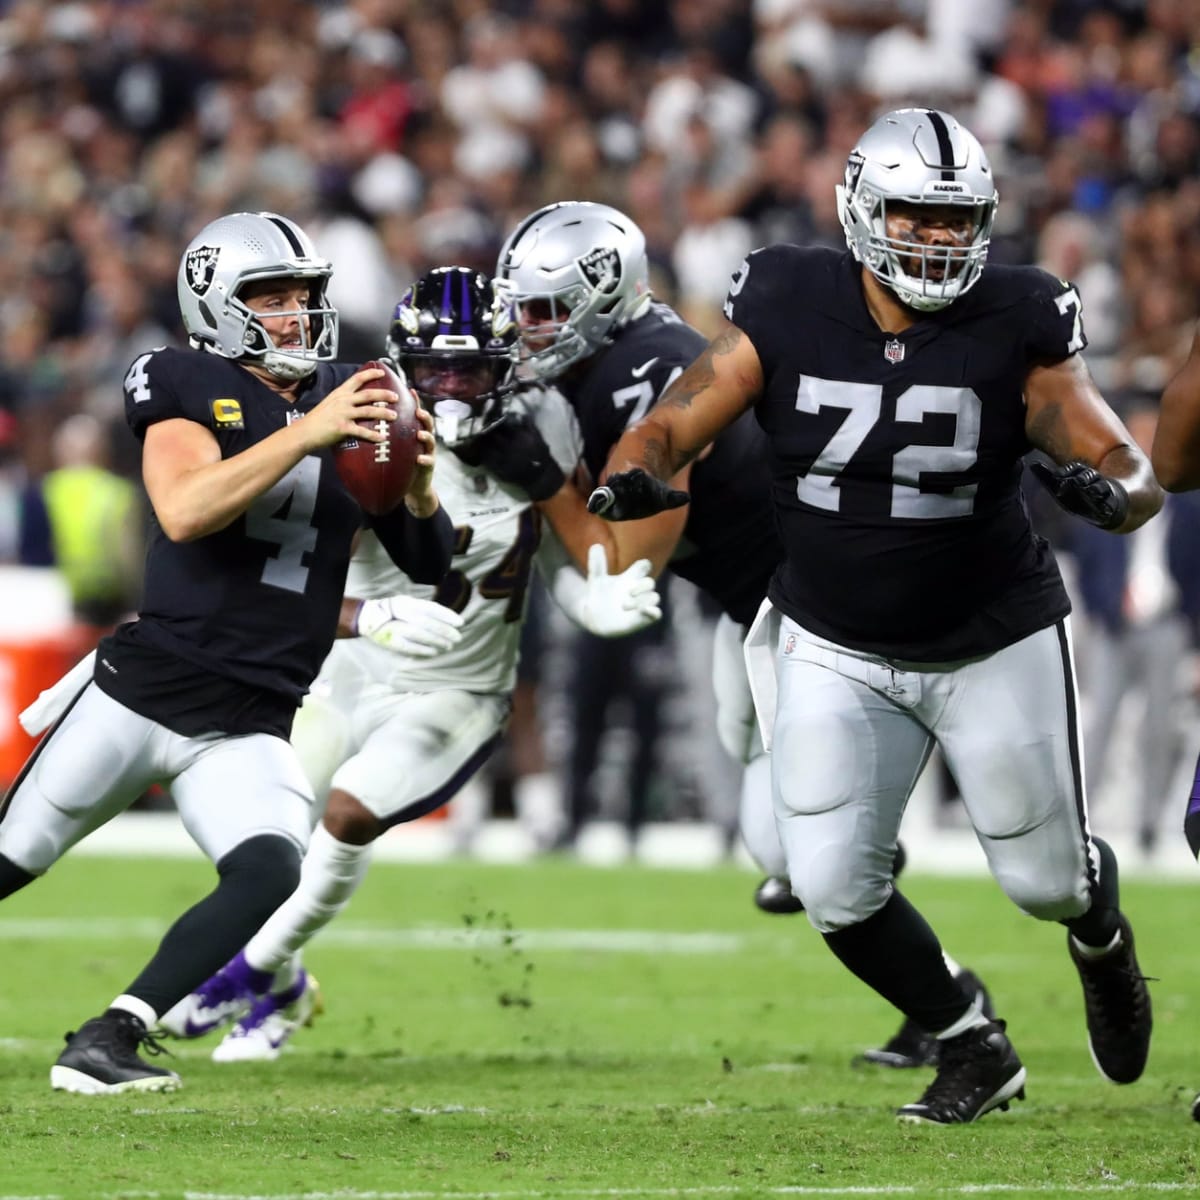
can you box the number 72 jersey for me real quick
[724,244,1077,662]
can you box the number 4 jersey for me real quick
[725,244,1074,662]
[99,347,364,737]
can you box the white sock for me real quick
[243,824,373,975]
[513,771,565,845]
[110,994,157,1029]
[935,987,988,1040]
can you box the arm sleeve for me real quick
[367,502,454,584]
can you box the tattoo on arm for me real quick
[660,327,742,413]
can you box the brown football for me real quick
[332,359,420,515]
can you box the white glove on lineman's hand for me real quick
[354,595,465,656]
[579,543,663,637]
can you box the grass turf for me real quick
[0,853,1196,1198]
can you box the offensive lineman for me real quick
[480,200,992,1069]
[0,212,453,1093]
[163,268,663,1059]
[590,109,1160,1123]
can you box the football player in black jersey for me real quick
[0,211,454,1094]
[485,200,994,1070]
[590,110,1162,1123]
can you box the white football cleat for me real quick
[211,971,322,1063]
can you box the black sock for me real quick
[0,853,36,900]
[823,890,972,1034]
[1062,835,1121,948]
[122,833,301,1017]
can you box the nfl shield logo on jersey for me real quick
[884,338,905,365]
[185,246,219,296]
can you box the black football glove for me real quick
[587,469,690,521]
[466,412,565,502]
[1028,460,1130,531]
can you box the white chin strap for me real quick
[261,350,319,381]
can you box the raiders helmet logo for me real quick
[185,245,219,297]
[577,247,621,293]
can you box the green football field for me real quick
[0,853,1197,1199]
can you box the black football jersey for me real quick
[96,347,363,736]
[564,304,780,626]
[724,245,1075,661]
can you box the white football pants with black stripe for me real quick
[764,609,1098,933]
[0,684,313,875]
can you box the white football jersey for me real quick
[340,386,582,695]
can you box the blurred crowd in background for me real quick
[2,0,1200,857]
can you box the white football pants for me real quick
[0,684,313,874]
[766,610,1096,933]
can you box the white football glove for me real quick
[354,595,465,656]
[557,543,663,638]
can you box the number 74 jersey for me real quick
[344,387,582,695]
[724,244,1076,663]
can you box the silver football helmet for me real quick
[176,211,338,381]
[496,201,652,380]
[836,109,997,312]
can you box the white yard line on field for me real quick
[0,917,743,955]
[5,1181,1200,1199]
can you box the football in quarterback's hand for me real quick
[333,359,420,515]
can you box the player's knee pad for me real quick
[217,833,302,920]
[793,855,891,934]
[993,864,1089,922]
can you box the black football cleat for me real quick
[753,875,804,914]
[1069,912,1152,1084]
[857,967,995,1069]
[754,842,909,916]
[50,1009,181,1094]
[896,1019,1026,1124]
[858,1015,937,1069]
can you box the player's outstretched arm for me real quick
[142,368,398,542]
[589,323,763,522]
[1153,322,1200,491]
[539,475,689,576]
[1024,354,1163,533]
